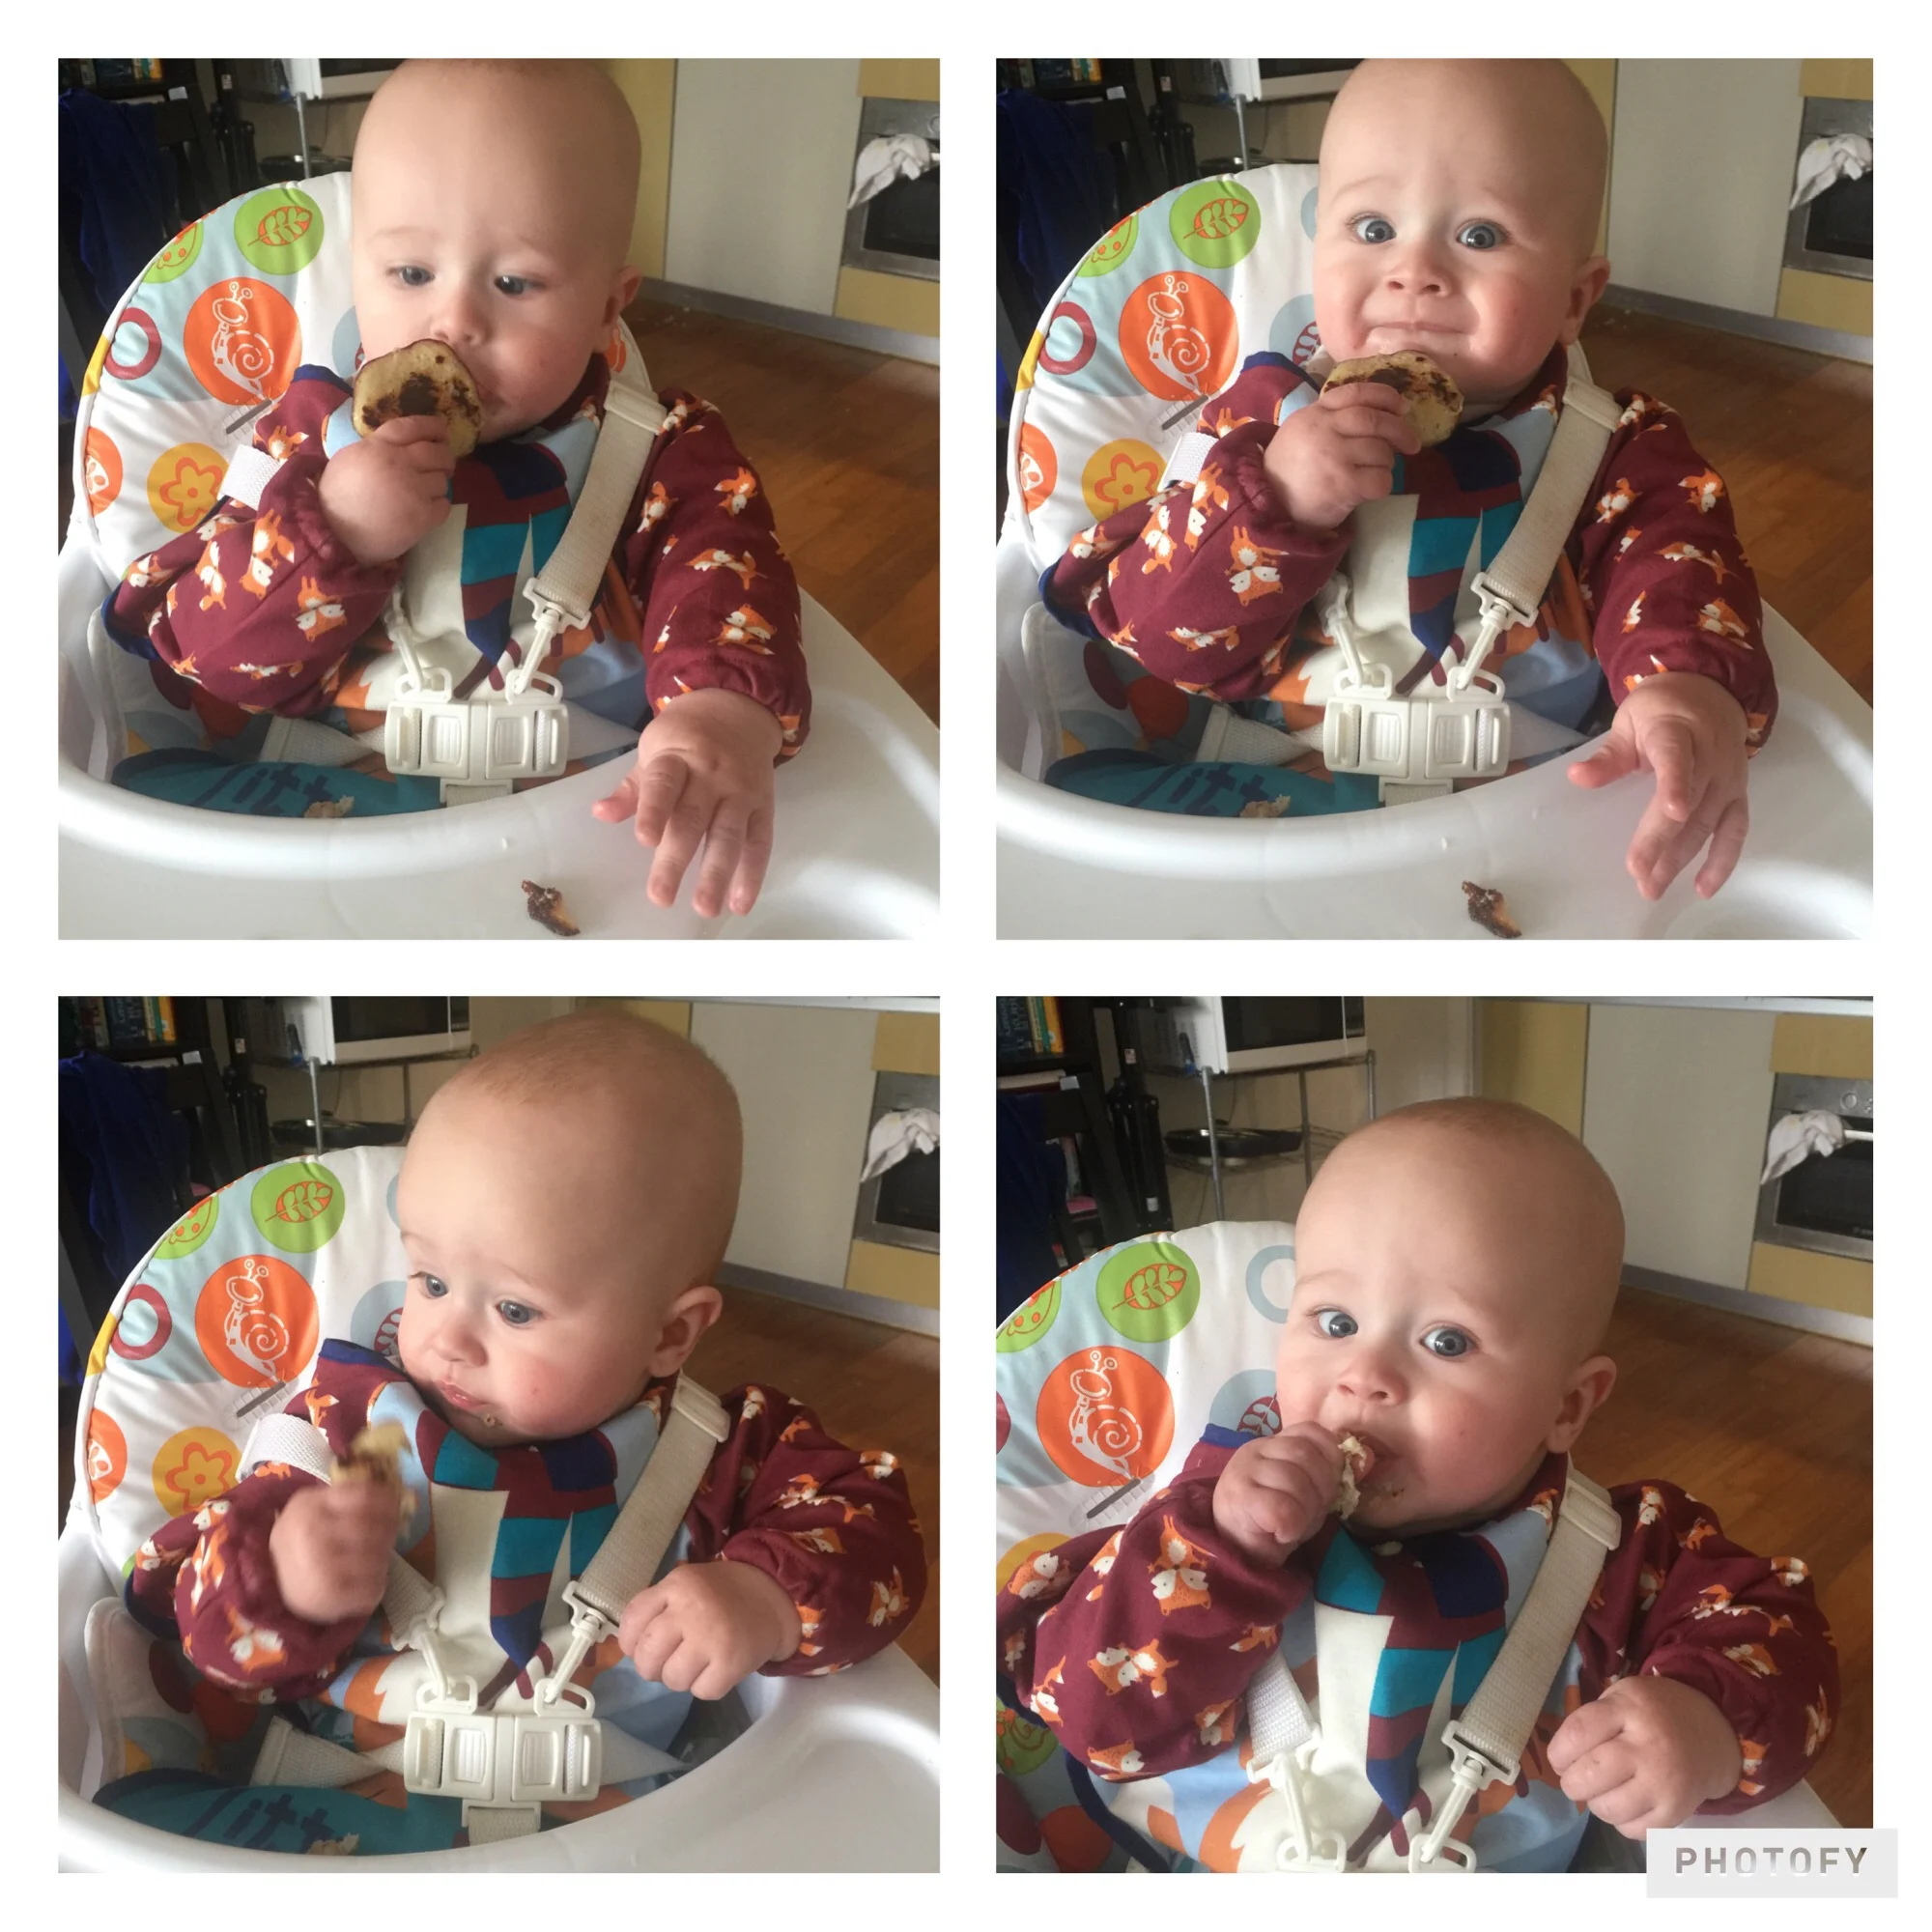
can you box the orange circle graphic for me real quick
[145,442,224,536]
[83,428,123,517]
[1080,439,1163,525]
[193,1254,320,1389]
[183,277,302,407]
[151,1425,242,1518]
[1118,270,1237,403]
[1041,1804,1115,1871]
[87,1406,128,1503]
[1018,423,1058,514]
[1036,1345,1174,1488]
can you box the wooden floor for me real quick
[1586,1286,1870,1827]
[1579,306,1871,701]
[624,298,941,723]
[688,1287,940,1685]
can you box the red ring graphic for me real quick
[104,307,162,383]
[111,1283,174,1361]
[1037,301,1096,377]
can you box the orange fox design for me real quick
[1091,1641,1178,1699]
[1089,1741,1146,1778]
[690,547,758,590]
[1804,1689,1832,1756]
[868,1568,910,1627]
[1186,466,1232,548]
[859,1450,899,1481]
[241,510,295,598]
[1737,1738,1768,1795]
[1141,500,1178,574]
[261,422,307,461]
[1085,1530,1123,1603]
[1636,1486,1666,1527]
[795,1605,824,1657]
[1681,1519,1719,1551]
[716,607,776,654]
[639,481,675,532]
[1594,478,1635,525]
[717,468,759,516]
[788,1525,843,1555]
[1621,592,1645,634]
[1169,624,1240,653]
[1196,1699,1236,1747]
[1032,1660,1065,1724]
[1229,1624,1278,1654]
[1149,1517,1211,1614]
[196,542,228,611]
[1616,525,1644,558]
[1696,599,1751,643]
[221,1604,287,1672]
[1721,1642,1778,1677]
[1770,1556,1810,1587]
[1009,1548,1069,1600]
[1228,526,1283,606]
[296,578,347,639]
[1681,470,1725,513]
[1661,541,1729,582]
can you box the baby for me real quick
[124,1012,923,1851]
[998,1099,1834,1872]
[105,61,808,918]
[1043,61,1774,900]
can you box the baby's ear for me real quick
[647,1283,724,1375]
[603,265,643,329]
[1548,1352,1617,1451]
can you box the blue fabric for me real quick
[58,90,177,316]
[111,749,446,817]
[1045,748,1382,817]
[96,1769,465,1854]
[996,91,1119,314]
[57,1053,190,1284]
[997,1093,1066,1323]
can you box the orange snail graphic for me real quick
[1144,274,1212,395]
[1065,1348,1146,1485]
[208,281,278,403]
[220,1257,292,1380]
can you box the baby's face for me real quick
[1313,67,1605,412]
[1275,1123,1605,1535]
[395,1085,667,1448]
[351,74,634,442]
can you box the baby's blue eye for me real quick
[1423,1325,1472,1358]
[496,275,534,297]
[1350,215,1395,244]
[414,1272,447,1299]
[1315,1309,1358,1339]
[497,1300,537,1327]
[1457,222,1503,250]
[393,265,432,288]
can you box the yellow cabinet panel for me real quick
[1479,1002,1589,1135]
[1770,1014,1872,1078]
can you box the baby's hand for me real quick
[1263,382,1420,534]
[1567,671,1749,899]
[617,1557,803,1700]
[1547,1673,1744,1838]
[268,1481,398,1626]
[593,688,783,917]
[317,415,455,567]
[1211,1424,1348,1567]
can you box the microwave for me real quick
[1150,998,1367,1076]
[242,997,471,1067]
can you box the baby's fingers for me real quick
[1640,716,1698,822]
[689,801,753,921]
[1692,795,1748,898]
[1547,1696,1623,1776]
[1567,734,1641,791]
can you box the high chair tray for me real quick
[59,1521,939,1871]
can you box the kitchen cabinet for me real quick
[1607,60,1803,316]
[1580,1005,1775,1293]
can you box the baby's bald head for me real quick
[1323,59,1607,265]
[1308,1097,1624,1358]
[427,1010,741,1299]
[355,60,640,278]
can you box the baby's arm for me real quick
[100,371,401,715]
[618,1383,924,1699]
[599,394,810,918]
[1552,1479,1837,1835]
[998,1439,1315,1782]
[1566,395,1777,899]
[1040,358,1350,704]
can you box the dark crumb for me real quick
[1462,880,1522,939]
[522,879,581,936]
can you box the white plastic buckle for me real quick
[1321,672,1511,791]
[1406,1721,1514,1872]
[403,1685,603,1809]
[1249,1746,1348,1872]
[384,667,569,805]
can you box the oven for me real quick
[1754,1072,1871,1262]
[1783,95,1871,283]
[853,1070,939,1255]
[842,98,939,284]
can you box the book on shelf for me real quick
[72,996,183,1052]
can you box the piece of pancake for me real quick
[352,340,483,457]
[329,1421,414,1522]
[1321,351,1463,447]
[1334,1435,1371,1520]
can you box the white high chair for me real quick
[59,173,938,940]
[995,1221,1839,1872]
[995,163,1871,939]
[60,1148,939,1870]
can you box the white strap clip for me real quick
[1406,1720,1514,1872]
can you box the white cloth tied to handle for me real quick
[849,133,936,209]
[1761,1109,1848,1183]
[862,1108,940,1179]
[1791,133,1870,209]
